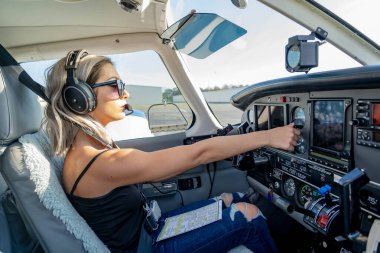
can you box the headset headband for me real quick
[65,49,88,85]
[65,50,88,69]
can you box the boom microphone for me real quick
[125,104,134,116]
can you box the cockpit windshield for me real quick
[167,0,377,124]
[167,0,370,89]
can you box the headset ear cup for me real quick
[62,81,96,115]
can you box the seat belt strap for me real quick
[0,44,50,103]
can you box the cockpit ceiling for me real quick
[0,0,168,49]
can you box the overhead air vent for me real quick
[115,0,151,13]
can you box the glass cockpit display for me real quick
[313,100,345,152]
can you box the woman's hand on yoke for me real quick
[266,123,300,152]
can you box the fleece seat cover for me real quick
[19,130,110,253]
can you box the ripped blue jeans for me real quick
[151,192,278,253]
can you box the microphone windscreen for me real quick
[125,104,133,111]
[124,104,134,116]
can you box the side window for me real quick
[106,51,193,140]
[21,51,194,141]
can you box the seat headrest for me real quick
[0,64,43,145]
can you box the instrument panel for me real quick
[235,89,380,239]
[228,66,380,251]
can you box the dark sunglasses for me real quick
[92,79,127,98]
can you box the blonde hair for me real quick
[43,54,113,155]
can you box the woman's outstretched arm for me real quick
[90,124,299,189]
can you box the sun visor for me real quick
[161,13,247,59]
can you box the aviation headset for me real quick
[62,49,97,115]
[61,49,123,149]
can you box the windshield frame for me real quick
[306,0,380,52]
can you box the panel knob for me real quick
[349,118,366,126]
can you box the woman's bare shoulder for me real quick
[62,145,109,193]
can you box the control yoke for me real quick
[222,122,273,171]
[292,118,304,129]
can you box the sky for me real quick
[22,0,380,90]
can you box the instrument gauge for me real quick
[299,184,313,206]
[283,178,296,197]
[292,107,306,128]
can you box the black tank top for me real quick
[66,150,145,253]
